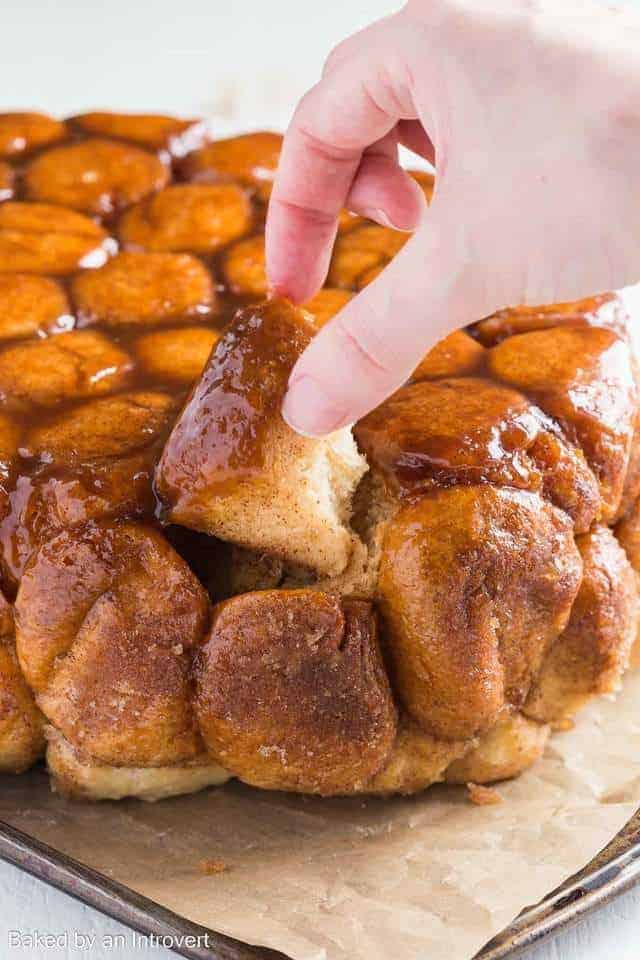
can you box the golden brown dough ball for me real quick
[355,377,600,532]
[0,112,66,158]
[118,183,252,254]
[0,274,72,341]
[525,525,638,724]
[0,415,166,588]
[195,590,397,794]
[377,486,582,741]
[488,325,637,521]
[0,330,133,408]
[328,224,408,289]
[0,448,165,594]
[0,202,114,274]
[303,288,353,328]
[222,234,267,296]
[72,251,216,326]
[182,131,282,202]
[0,162,14,201]
[410,330,485,381]
[70,112,207,158]
[24,138,169,216]
[0,592,44,773]
[475,293,628,347]
[15,521,209,767]
[444,714,549,785]
[23,390,175,465]
[134,326,219,384]
[222,242,353,315]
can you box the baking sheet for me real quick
[1,668,640,960]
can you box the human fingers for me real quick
[266,20,424,302]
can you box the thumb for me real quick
[282,222,489,436]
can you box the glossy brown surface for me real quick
[0,202,113,274]
[356,377,600,531]
[222,234,268,296]
[182,131,283,202]
[24,138,170,215]
[195,590,397,794]
[475,293,629,346]
[0,330,133,408]
[377,486,582,740]
[488,325,637,520]
[328,223,409,289]
[410,329,485,380]
[0,393,176,591]
[0,110,637,802]
[0,274,72,340]
[118,183,252,253]
[71,251,216,325]
[0,112,66,158]
[133,326,220,383]
[157,299,313,510]
[15,521,209,766]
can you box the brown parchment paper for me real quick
[1,668,640,960]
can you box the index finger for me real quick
[266,37,417,302]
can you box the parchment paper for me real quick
[1,665,639,960]
[2,280,640,957]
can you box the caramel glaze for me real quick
[355,377,601,533]
[0,110,637,796]
[0,115,288,597]
[0,109,636,606]
[0,110,635,626]
[156,300,314,511]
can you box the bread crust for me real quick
[15,521,210,767]
[195,590,397,794]
[377,486,583,741]
[157,299,368,576]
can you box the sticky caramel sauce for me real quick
[155,300,314,514]
[0,115,278,596]
[0,110,632,598]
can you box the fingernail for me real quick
[360,207,413,233]
[282,375,347,437]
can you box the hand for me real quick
[266,0,640,436]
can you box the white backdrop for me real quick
[2,0,640,957]
[2,0,401,124]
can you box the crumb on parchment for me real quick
[199,858,228,875]
[467,782,503,806]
